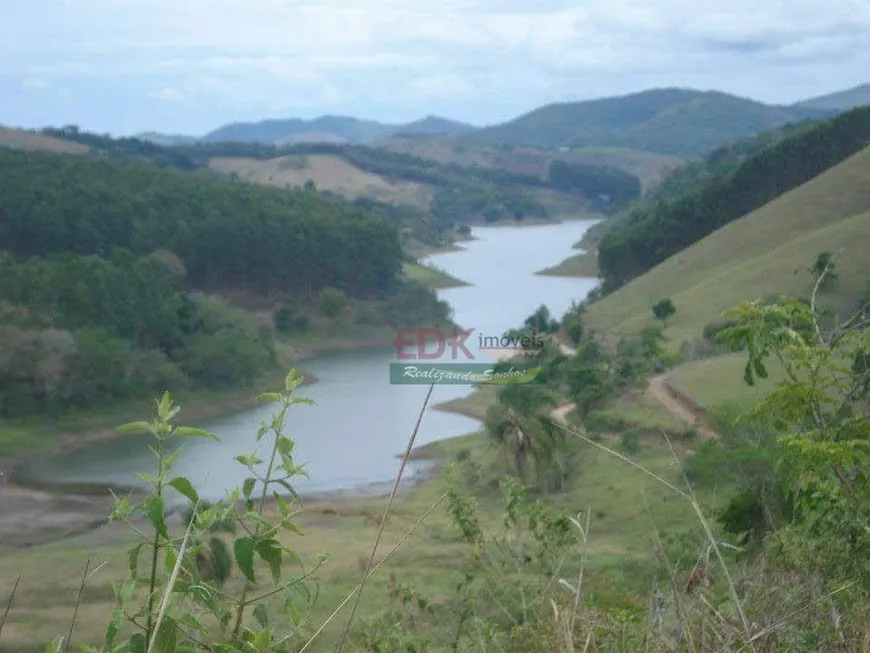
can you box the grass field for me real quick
[537,249,599,278]
[583,145,870,347]
[0,418,710,651]
[0,127,90,154]
[372,137,685,194]
[402,261,469,289]
[208,154,436,209]
[667,354,786,411]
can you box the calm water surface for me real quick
[20,221,599,501]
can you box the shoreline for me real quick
[0,337,493,555]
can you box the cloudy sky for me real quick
[1,0,868,136]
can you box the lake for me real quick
[17,220,600,501]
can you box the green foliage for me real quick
[94,370,325,652]
[547,160,641,205]
[714,294,870,584]
[0,259,274,414]
[0,147,402,298]
[465,87,831,155]
[597,104,870,290]
[317,287,348,318]
[651,298,676,324]
[272,302,310,334]
[809,250,838,289]
[619,429,641,454]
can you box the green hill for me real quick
[0,148,414,419]
[201,114,476,144]
[796,83,870,112]
[464,87,833,156]
[595,104,870,290]
[583,144,870,347]
[576,122,810,253]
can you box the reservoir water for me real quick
[18,220,599,501]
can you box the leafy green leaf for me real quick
[105,608,123,647]
[117,421,153,434]
[152,615,178,653]
[258,392,282,403]
[129,633,147,653]
[168,477,199,505]
[252,603,270,628]
[164,545,178,575]
[172,426,218,440]
[128,542,145,579]
[120,578,137,603]
[255,538,283,583]
[234,537,257,582]
[144,495,168,539]
[242,478,256,500]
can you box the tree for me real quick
[717,292,870,584]
[809,251,838,289]
[485,380,568,492]
[651,298,676,325]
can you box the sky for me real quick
[1,0,869,137]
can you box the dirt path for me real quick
[646,374,717,440]
[547,341,717,440]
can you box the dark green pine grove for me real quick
[0,148,405,416]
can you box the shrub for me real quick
[619,429,642,454]
[318,287,348,318]
[273,305,310,334]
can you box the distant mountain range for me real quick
[462,88,837,156]
[135,83,868,158]
[795,83,870,112]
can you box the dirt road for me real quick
[646,374,717,440]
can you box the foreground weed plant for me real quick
[48,370,327,653]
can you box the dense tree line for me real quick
[579,120,819,248]
[41,126,200,170]
[0,251,275,416]
[597,104,870,290]
[547,160,641,204]
[36,127,588,224]
[0,148,402,297]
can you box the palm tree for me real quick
[485,383,570,493]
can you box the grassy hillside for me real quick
[373,135,684,193]
[464,87,833,156]
[208,153,436,209]
[576,120,818,253]
[596,104,870,290]
[0,126,90,154]
[583,145,870,346]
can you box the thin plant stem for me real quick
[301,490,447,653]
[64,559,91,653]
[333,382,435,652]
[0,574,20,640]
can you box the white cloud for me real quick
[1,0,869,132]
[149,88,187,103]
[21,78,51,90]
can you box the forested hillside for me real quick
[596,104,870,291]
[579,120,817,249]
[463,88,834,155]
[0,149,400,296]
[0,148,406,417]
